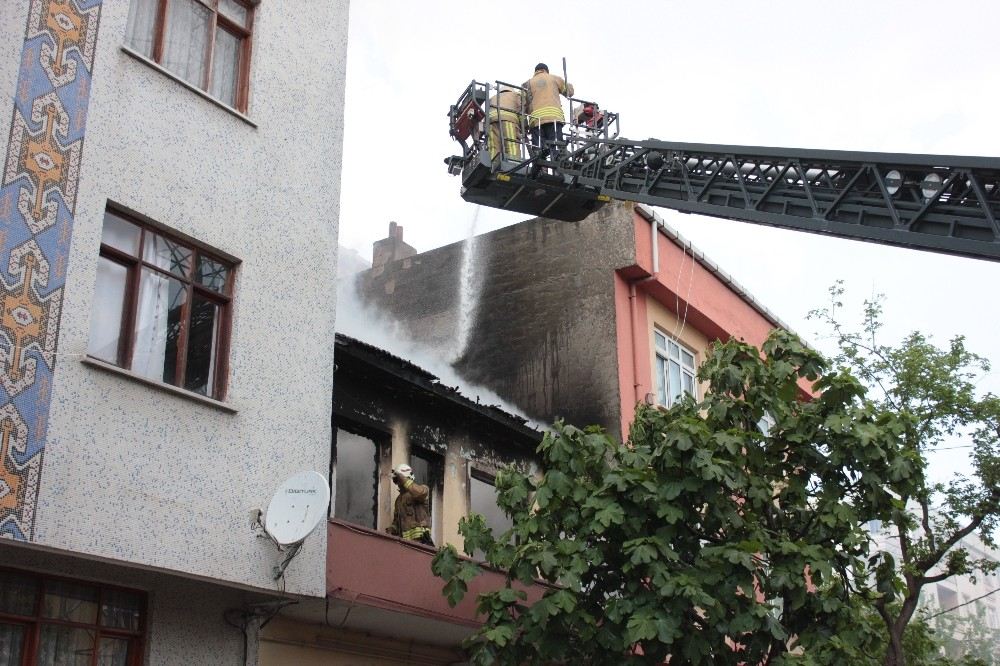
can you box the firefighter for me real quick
[522,63,574,161]
[386,463,434,547]
[487,85,524,160]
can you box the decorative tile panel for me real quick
[0,0,102,541]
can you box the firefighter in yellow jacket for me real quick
[386,463,434,546]
[522,63,574,160]
[487,86,524,160]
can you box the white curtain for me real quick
[132,270,178,383]
[87,258,127,364]
[209,28,240,107]
[0,624,24,666]
[161,0,210,88]
[124,0,157,57]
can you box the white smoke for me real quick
[335,246,545,431]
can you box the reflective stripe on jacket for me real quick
[522,71,574,127]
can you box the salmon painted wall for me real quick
[616,207,787,437]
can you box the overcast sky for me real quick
[338,1,1000,476]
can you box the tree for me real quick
[809,283,1000,666]
[433,330,916,665]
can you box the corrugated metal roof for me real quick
[334,333,540,436]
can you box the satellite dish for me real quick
[264,471,330,546]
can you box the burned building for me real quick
[359,202,792,440]
[258,334,543,664]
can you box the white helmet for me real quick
[392,463,414,481]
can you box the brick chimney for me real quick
[372,221,416,269]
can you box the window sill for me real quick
[120,46,257,128]
[81,356,238,414]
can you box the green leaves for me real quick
[430,326,943,664]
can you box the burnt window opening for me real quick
[332,428,380,530]
[409,447,444,546]
[469,468,514,559]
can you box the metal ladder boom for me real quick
[567,139,1000,261]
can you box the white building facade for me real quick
[0,0,348,663]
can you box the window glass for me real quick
[937,584,958,609]
[681,370,694,397]
[333,430,378,529]
[0,571,37,617]
[143,231,192,277]
[654,333,697,408]
[161,0,211,87]
[195,255,229,292]
[184,294,220,395]
[88,258,129,364]
[668,361,681,402]
[42,581,98,624]
[37,625,94,666]
[0,623,25,666]
[218,0,248,26]
[97,636,131,666]
[100,211,141,255]
[124,0,158,57]
[132,269,187,384]
[100,589,143,632]
[655,356,667,406]
[470,472,513,558]
[209,28,241,107]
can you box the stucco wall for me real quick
[359,203,636,437]
[1,0,348,596]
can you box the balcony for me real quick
[325,519,544,648]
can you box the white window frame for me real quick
[654,331,697,407]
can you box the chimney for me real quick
[372,221,416,269]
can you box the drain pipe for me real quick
[627,210,661,405]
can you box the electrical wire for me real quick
[923,586,1000,620]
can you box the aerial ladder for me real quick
[445,80,1000,262]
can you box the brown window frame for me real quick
[92,206,236,401]
[138,0,255,112]
[0,567,147,666]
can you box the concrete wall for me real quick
[359,203,636,437]
[0,0,348,596]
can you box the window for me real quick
[654,331,697,407]
[409,448,444,545]
[0,569,146,666]
[469,469,513,559]
[936,584,958,611]
[332,429,380,529]
[125,0,255,111]
[87,208,234,400]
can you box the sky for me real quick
[338,1,1000,478]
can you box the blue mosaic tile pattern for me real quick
[0,0,102,541]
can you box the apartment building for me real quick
[0,1,347,663]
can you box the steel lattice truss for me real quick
[566,140,1000,261]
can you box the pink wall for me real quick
[617,209,805,437]
[327,520,544,626]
